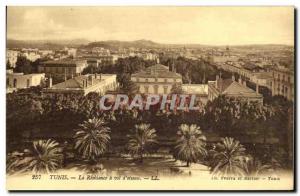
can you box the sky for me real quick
[7,6,294,45]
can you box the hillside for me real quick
[82,39,165,49]
[7,39,90,49]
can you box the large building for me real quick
[271,66,294,101]
[79,55,118,66]
[7,72,45,92]
[208,75,263,103]
[98,55,118,65]
[131,63,182,94]
[43,74,117,96]
[38,59,88,80]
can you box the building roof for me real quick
[132,64,182,78]
[48,74,116,90]
[50,75,100,90]
[251,72,273,79]
[42,59,86,67]
[216,79,262,98]
[216,78,234,93]
[7,72,45,77]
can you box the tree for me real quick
[6,60,12,70]
[30,58,43,73]
[174,124,207,167]
[14,56,32,74]
[117,74,138,97]
[209,137,247,176]
[74,118,110,161]
[202,96,241,136]
[7,139,63,174]
[127,123,157,163]
[242,156,281,177]
[170,83,184,94]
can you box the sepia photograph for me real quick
[5,6,295,191]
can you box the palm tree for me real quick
[127,123,157,163]
[7,139,63,174]
[209,137,247,176]
[74,117,110,161]
[242,156,280,177]
[175,124,207,167]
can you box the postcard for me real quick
[6,6,295,191]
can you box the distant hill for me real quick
[82,39,165,49]
[7,39,90,49]
[7,38,293,50]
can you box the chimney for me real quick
[156,58,160,64]
[90,75,94,86]
[232,74,235,81]
[238,76,242,84]
[215,75,219,88]
[48,77,52,88]
[64,68,67,81]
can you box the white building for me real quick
[7,73,45,92]
[6,50,19,67]
[22,52,41,62]
[271,66,294,101]
[131,64,182,94]
[182,84,208,105]
[249,72,273,89]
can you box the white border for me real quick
[1,1,298,195]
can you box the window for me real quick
[145,86,149,93]
[154,85,158,94]
[145,78,149,82]
[163,86,168,94]
[164,78,168,83]
[26,79,30,87]
[13,78,17,88]
[136,77,139,82]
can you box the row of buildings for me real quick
[130,62,263,104]
[7,59,265,106]
[6,48,78,67]
[7,44,294,102]
[214,59,294,101]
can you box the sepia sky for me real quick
[7,6,294,45]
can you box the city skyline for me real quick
[7,6,294,46]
